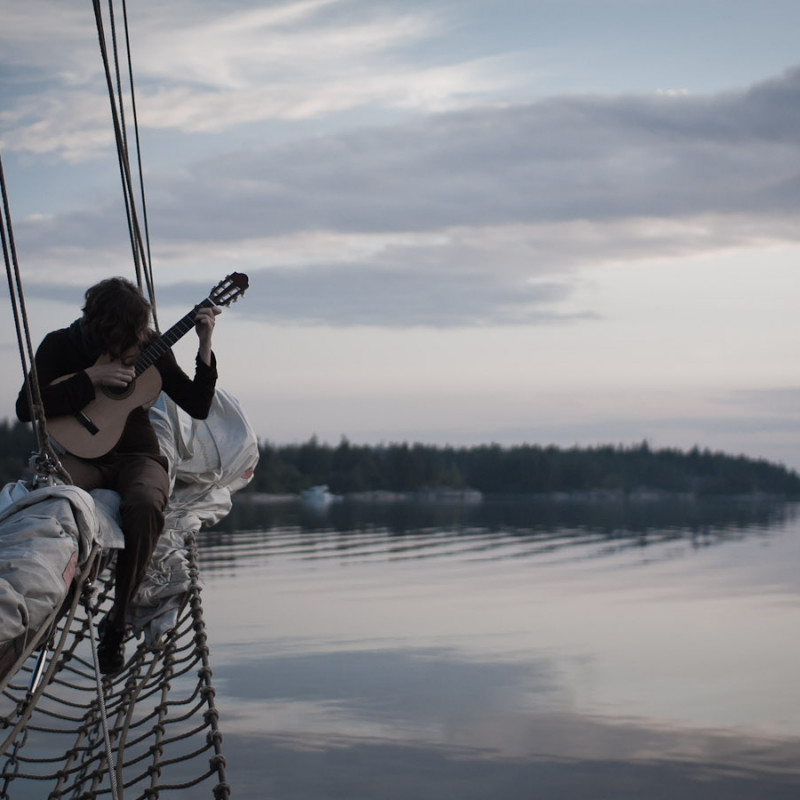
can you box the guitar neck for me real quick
[134,297,214,376]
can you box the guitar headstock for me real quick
[210,272,249,307]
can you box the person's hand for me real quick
[85,362,135,388]
[195,305,221,365]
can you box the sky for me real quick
[2,0,800,471]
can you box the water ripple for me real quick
[198,496,798,573]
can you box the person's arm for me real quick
[156,305,221,418]
[16,332,96,422]
[156,349,218,419]
[194,305,219,367]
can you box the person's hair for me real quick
[81,277,152,357]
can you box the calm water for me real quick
[197,496,800,799]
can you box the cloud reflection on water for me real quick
[216,732,800,800]
[215,697,800,800]
[210,643,800,798]
[215,647,561,729]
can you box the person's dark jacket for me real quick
[16,319,217,458]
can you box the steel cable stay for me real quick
[92,0,159,330]
[118,0,159,329]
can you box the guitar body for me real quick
[48,359,163,459]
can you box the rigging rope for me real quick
[92,0,160,331]
[0,149,72,485]
[119,0,158,320]
[85,585,122,800]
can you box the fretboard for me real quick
[133,297,214,376]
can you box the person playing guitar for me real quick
[16,277,222,674]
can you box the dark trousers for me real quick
[62,452,170,632]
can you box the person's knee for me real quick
[120,489,166,533]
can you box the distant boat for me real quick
[301,485,335,506]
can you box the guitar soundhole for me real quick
[102,379,136,400]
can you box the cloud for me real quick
[172,264,585,327]
[139,0,433,90]
[91,65,797,251]
[132,56,512,135]
[0,1,95,78]
[20,211,790,328]
[0,91,113,163]
[12,242,584,328]
[0,0,513,159]
[13,67,800,238]
[6,18,800,328]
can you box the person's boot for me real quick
[97,615,126,675]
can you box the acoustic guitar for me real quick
[47,272,248,459]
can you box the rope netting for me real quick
[0,533,229,800]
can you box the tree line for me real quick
[2,421,798,497]
[252,435,800,497]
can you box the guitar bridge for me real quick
[75,411,99,436]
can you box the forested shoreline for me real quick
[2,420,799,497]
[253,436,800,497]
